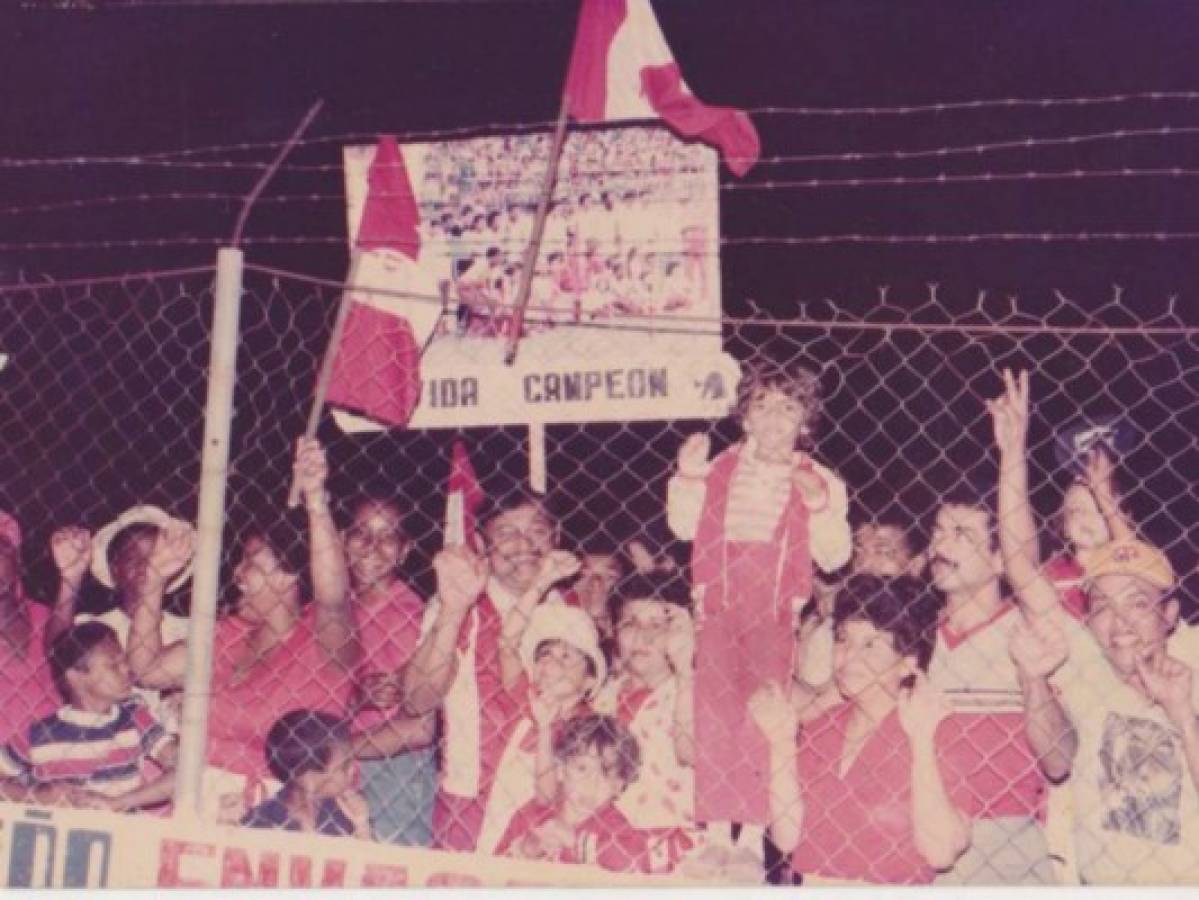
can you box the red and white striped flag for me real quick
[326,135,433,428]
[564,0,760,176]
[444,440,484,551]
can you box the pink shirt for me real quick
[205,606,350,779]
[794,703,970,885]
[0,600,58,745]
[352,581,424,732]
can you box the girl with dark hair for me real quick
[750,575,972,885]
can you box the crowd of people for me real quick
[413,128,715,334]
[0,360,1196,885]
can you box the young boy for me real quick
[0,622,176,811]
[495,714,694,873]
[474,602,608,854]
[667,359,851,861]
[48,505,193,732]
[241,710,370,839]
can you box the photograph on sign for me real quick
[335,125,737,431]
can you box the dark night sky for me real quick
[6,0,1199,304]
[2,0,1197,612]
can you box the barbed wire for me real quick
[14,164,1199,219]
[7,121,1199,173]
[12,229,1199,253]
[7,89,1199,168]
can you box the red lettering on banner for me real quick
[426,871,483,887]
[284,855,348,887]
[220,848,281,887]
[289,856,312,887]
[320,859,348,887]
[361,863,409,886]
[157,839,216,887]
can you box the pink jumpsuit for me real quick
[690,447,817,826]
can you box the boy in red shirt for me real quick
[496,713,693,873]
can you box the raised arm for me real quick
[989,369,1060,616]
[353,711,436,760]
[294,438,358,671]
[1083,449,1136,544]
[127,523,194,690]
[665,433,711,540]
[46,526,92,648]
[898,675,972,870]
[400,546,487,716]
[1009,613,1078,781]
[804,463,852,575]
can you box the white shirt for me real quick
[665,443,851,576]
[1053,617,1199,884]
[593,673,695,829]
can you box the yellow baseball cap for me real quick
[1079,539,1175,592]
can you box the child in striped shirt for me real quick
[666,358,851,871]
[0,621,175,811]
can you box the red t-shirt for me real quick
[495,799,694,874]
[352,581,424,732]
[205,607,350,779]
[1044,553,1088,620]
[793,703,970,885]
[0,600,59,745]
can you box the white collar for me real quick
[741,436,802,471]
[57,703,121,728]
[485,576,524,616]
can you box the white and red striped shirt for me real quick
[0,697,171,798]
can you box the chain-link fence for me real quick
[1,265,1197,884]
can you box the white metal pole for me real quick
[174,246,243,819]
[529,421,547,495]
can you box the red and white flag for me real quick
[564,0,760,176]
[444,440,484,550]
[326,135,438,428]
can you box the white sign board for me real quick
[338,125,738,431]
[0,801,680,889]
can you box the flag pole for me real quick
[503,35,577,366]
[286,253,361,508]
[505,2,580,498]
[503,99,567,498]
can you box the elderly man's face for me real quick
[483,502,555,595]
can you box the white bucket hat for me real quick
[519,603,608,695]
[91,504,194,594]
